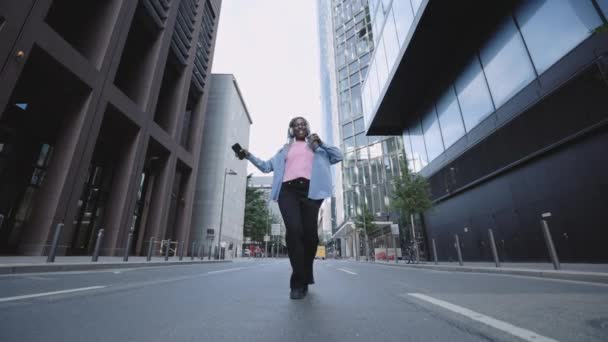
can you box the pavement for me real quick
[1,259,607,341]
[0,256,232,275]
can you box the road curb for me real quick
[364,262,608,284]
[0,260,232,275]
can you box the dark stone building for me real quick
[0,0,222,256]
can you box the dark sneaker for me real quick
[290,288,305,300]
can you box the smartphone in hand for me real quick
[232,143,247,160]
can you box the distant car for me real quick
[242,249,251,257]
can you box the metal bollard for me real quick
[164,239,171,261]
[92,229,104,262]
[147,237,155,261]
[47,223,64,263]
[123,228,134,262]
[541,215,561,270]
[488,229,501,268]
[454,234,463,266]
[191,241,196,261]
[432,238,438,265]
[197,244,202,260]
[179,241,184,261]
[208,246,212,260]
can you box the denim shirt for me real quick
[246,142,343,201]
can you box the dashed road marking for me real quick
[0,286,106,303]
[206,267,244,275]
[337,268,358,275]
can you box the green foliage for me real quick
[243,178,272,244]
[354,206,375,235]
[390,159,433,222]
[594,22,608,33]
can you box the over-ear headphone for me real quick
[288,117,310,138]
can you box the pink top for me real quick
[283,141,314,182]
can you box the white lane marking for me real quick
[337,268,357,275]
[405,293,559,342]
[206,267,244,275]
[0,286,106,303]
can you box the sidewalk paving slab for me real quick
[0,256,233,275]
[359,260,608,284]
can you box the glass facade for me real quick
[362,0,605,172]
[330,0,405,220]
[362,0,426,125]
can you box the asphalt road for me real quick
[0,259,607,342]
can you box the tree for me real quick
[390,159,432,260]
[243,178,273,245]
[354,205,375,261]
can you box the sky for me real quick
[211,0,322,176]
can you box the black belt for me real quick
[283,177,310,186]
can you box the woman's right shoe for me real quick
[290,288,305,300]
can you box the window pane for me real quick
[382,10,400,73]
[344,136,355,151]
[455,56,495,132]
[360,53,371,66]
[362,81,371,118]
[392,0,414,46]
[369,142,383,158]
[409,118,428,172]
[354,117,365,133]
[339,67,348,80]
[401,128,414,168]
[342,122,354,138]
[422,107,444,161]
[355,133,367,148]
[375,38,389,91]
[515,0,601,74]
[479,16,536,108]
[356,147,369,161]
[351,84,362,115]
[436,86,465,148]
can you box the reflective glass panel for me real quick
[344,136,355,152]
[479,16,536,108]
[383,10,400,73]
[369,142,383,158]
[392,0,415,46]
[355,133,367,148]
[354,117,365,133]
[402,128,414,165]
[422,107,444,161]
[342,122,354,138]
[515,0,601,74]
[351,84,362,115]
[455,56,495,132]
[409,119,428,172]
[436,86,465,148]
[375,38,389,92]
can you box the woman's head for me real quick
[288,117,310,141]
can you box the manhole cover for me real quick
[587,318,608,330]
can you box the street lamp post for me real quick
[217,168,237,260]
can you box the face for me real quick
[291,118,308,140]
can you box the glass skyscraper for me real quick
[318,0,407,259]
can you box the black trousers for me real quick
[278,178,323,289]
